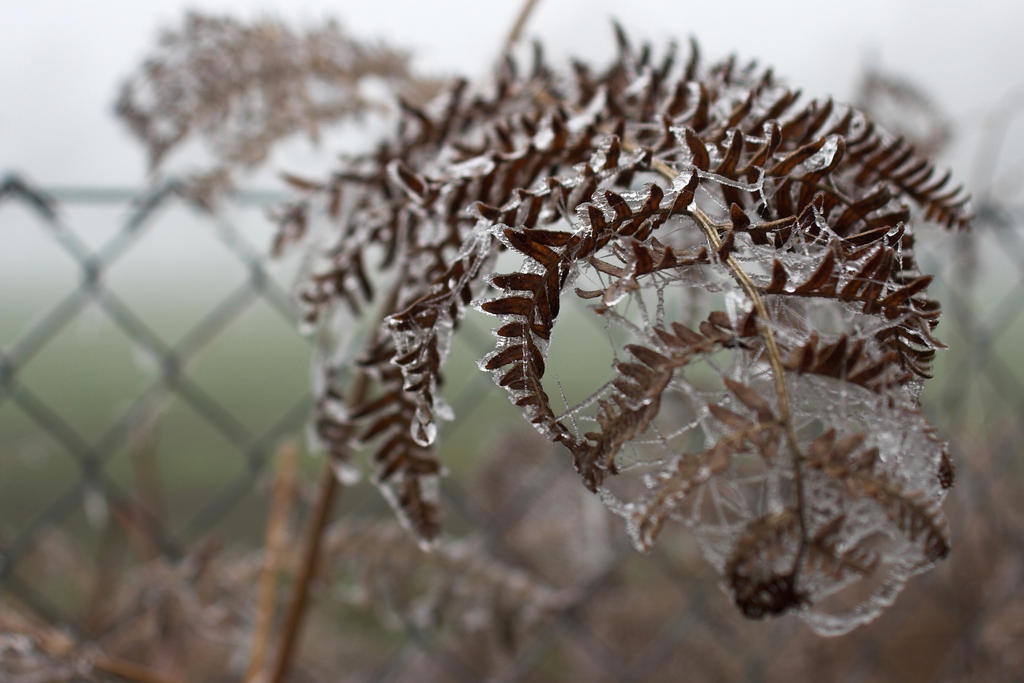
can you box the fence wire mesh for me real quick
[0,170,1022,682]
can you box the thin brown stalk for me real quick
[686,203,810,564]
[83,512,129,635]
[504,0,542,52]
[268,466,336,682]
[268,283,402,683]
[109,501,162,565]
[130,416,168,553]
[268,389,364,683]
[245,440,300,682]
[643,154,809,567]
[518,141,806,569]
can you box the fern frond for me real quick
[276,22,965,634]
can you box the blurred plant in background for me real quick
[115,11,442,208]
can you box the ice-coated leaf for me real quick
[278,20,966,635]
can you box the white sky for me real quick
[1,0,1022,188]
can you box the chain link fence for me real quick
[1,169,1022,681]
[0,175,312,616]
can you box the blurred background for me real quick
[2,1,1023,681]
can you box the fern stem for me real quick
[267,414,348,683]
[245,441,299,682]
[504,0,542,52]
[654,146,810,569]
[269,283,403,683]
[685,201,810,569]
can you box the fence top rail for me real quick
[1,171,291,207]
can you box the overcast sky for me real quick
[2,0,1022,188]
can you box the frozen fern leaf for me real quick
[281,25,968,634]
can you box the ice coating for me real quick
[544,207,951,634]
[281,26,966,632]
[331,460,362,486]
[474,142,953,634]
